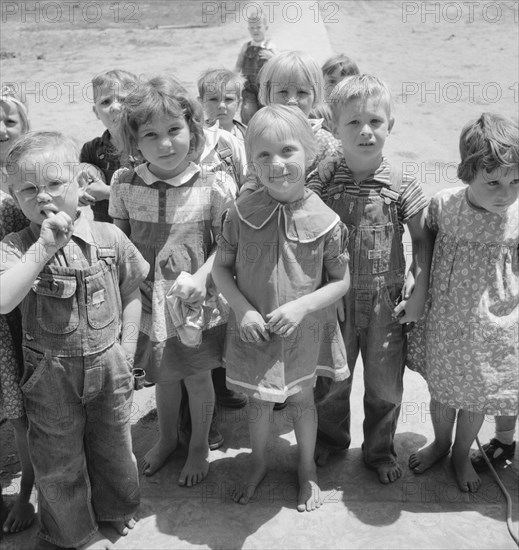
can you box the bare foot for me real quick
[297,466,322,512]
[2,499,35,533]
[102,517,137,537]
[451,452,481,492]
[77,531,114,550]
[409,442,450,474]
[314,442,331,467]
[376,462,403,484]
[178,444,209,487]
[143,439,177,476]
[232,457,268,504]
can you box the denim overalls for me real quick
[17,224,139,548]
[315,166,407,468]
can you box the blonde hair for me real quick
[322,54,360,78]
[329,74,394,121]
[91,69,140,101]
[197,68,245,99]
[0,84,30,134]
[457,113,519,183]
[244,105,317,168]
[257,51,324,108]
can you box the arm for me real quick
[267,258,350,337]
[394,208,435,323]
[234,43,247,73]
[0,212,74,313]
[114,217,131,237]
[77,162,110,205]
[119,286,141,358]
[212,253,270,343]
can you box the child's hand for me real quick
[237,309,270,343]
[393,292,424,325]
[266,302,307,338]
[77,163,109,205]
[38,211,74,254]
[402,267,416,301]
[336,295,346,323]
[318,156,340,183]
[172,272,207,305]
[259,49,274,61]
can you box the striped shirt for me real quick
[307,156,428,225]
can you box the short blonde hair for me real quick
[457,113,519,183]
[257,51,324,108]
[91,69,139,101]
[0,84,30,134]
[197,68,245,99]
[244,105,317,168]
[329,73,394,122]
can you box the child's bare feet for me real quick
[314,442,331,467]
[451,452,481,492]
[297,465,322,512]
[2,499,35,533]
[409,442,450,474]
[77,531,114,550]
[101,517,137,537]
[143,439,178,476]
[376,462,403,484]
[232,457,268,504]
[178,444,209,487]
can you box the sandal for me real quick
[471,438,516,471]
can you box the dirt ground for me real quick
[0,1,518,547]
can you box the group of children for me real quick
[0,15,517,550]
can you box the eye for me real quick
[511,179,519,185]
[100,99,111,106]
[349,120,359,126]
[208,97,218,102]
[48,180,65,191]
[371,119,383,125]
[143,131,156,138]
[5,118,18,126]
[257,151,270,159]
[486,180,499,186]
[282,146,294,154]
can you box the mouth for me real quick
[358,142,374,147]
[0,137,9,143]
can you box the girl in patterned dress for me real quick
[408,113,518,493]
[0,87,34,534]
[109,76,237,487]
[213,106,350,512]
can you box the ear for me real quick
[9,187,21,209]
[93,105,100,120]
[388,117,395,134]
[331,121,340,140]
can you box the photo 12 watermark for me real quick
[402,1,519,24]
[401,81,519,104]
[1,1,140,24]
[201,1,341,24]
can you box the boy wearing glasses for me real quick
[0,132,149,550]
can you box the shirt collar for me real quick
[251,38,268,47]
[309,118,324,132]
[135,162,200,187]
[340,156,392,186]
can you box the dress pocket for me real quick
[33,274,79,334]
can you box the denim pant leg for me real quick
[21,349,97,548]
[315,294,360,451]
[84,344,140,522]
[359,287,405,467]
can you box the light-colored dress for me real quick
[218,188,350,402]
[408,187,518,415]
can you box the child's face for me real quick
[10,150,81,225]
[251,129,306,203]
[201,85,240,131]
[334,96,393,169]
[467,166,519,213]
[248,20,267,42]
[93,83,130,132]
[0,101,25,165]
[324,69,345,99]
[269,81,315,117]
[137,114,191,180]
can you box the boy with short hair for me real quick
[322,53,360,99]
[0,131,149,549]
[80,69,139,222]
[309,74,432,484]
[198,68,247,140]
[234,14,277,124]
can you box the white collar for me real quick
[135,162,200,187]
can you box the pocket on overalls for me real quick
[85,267,117,329]
[382,284,404,317]
[20,347,46,395]
[33,274,79,334]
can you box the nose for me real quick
[218,99,226,110]
[360,123,372,137]
[159,135,173,149]
[110,101,122,114]
[0,120,6,135]
[286,96,298,106]
[36,187,52,201]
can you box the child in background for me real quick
[0,132,149,549]
[80,69,139,222]
[110,76,237,485]
[308,74,432,484]
[408,113,518,492]
[471,415,517,471]
[212,105,350,511]
[234,13,277,124]
[0,87,34,535]
[198,68,247,140]
[311,53,360,132]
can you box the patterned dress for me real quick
[0,190,29,419]
[408,187,518,415]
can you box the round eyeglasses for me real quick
[14,181,71,202]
